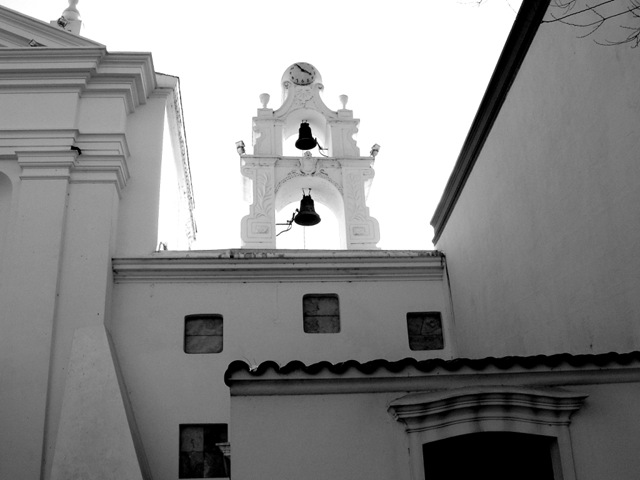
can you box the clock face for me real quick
[288,62,316,85]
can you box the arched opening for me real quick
[275,200,340,250]
[282,109,328,157]
[274,174,345,250]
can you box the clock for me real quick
[288,62,317,85]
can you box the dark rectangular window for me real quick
[407,312,444,350]
[179,424,230,478]
[423,432,555,480]
[184,314,223,354]
[303,294,340,333]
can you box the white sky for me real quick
[3,0,522,250]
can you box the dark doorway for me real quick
[423,432,555,480]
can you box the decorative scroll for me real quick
[345,171,367,222]
[253,171,273,219]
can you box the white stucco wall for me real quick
[569,382,640,480]
[231,392,410,480]
[229,372,640,480]
[116,95,169,257]
[436,11,640,357]
[108,257,452,480]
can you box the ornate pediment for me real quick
[0,5,102,49]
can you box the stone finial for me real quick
[62,0,81,21]
[339,95,348,109]
[53,0,82,35]
[259,93,270,109]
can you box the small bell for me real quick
[295,122,318,151]
[294,193,321,226]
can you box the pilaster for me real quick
[327,110,360,157]
[252,109,284,156]
[0,150,75,480]
[240,157,277,248]
[341,160,380,249]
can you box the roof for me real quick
[430,0,551,244]
[225,350,640,390]
[0,5,103,48]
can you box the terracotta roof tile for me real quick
[225,351,640,386]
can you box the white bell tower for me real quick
[239,62,380,250]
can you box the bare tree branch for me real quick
[467,0,640,49]
[543,0,640,48]
[545,0,616,23]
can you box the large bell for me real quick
[295,122,318,151]
[294,193,321,226]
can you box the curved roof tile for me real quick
[225,351,640,386]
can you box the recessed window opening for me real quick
[407,311,444,350]
[303,294,340,333]
[184,314,223,354]
[179,424,230,479]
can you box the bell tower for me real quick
[239,62,380,249]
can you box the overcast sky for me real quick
[3,0,522,250]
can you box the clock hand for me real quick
[295,63,311,75]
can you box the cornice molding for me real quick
[161,74,196,244]
[0,46,105,70]
[113,250,444,283]
[17,150,77,180]
[0,129,78,152]
[7,132,130,193]
[388,385,587,433]
[0,130,129,153]
[430,0,551,244]
[0,48,158,113]
[95,52,157,110]
[71,156,129,194]
[76,133,130,158]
